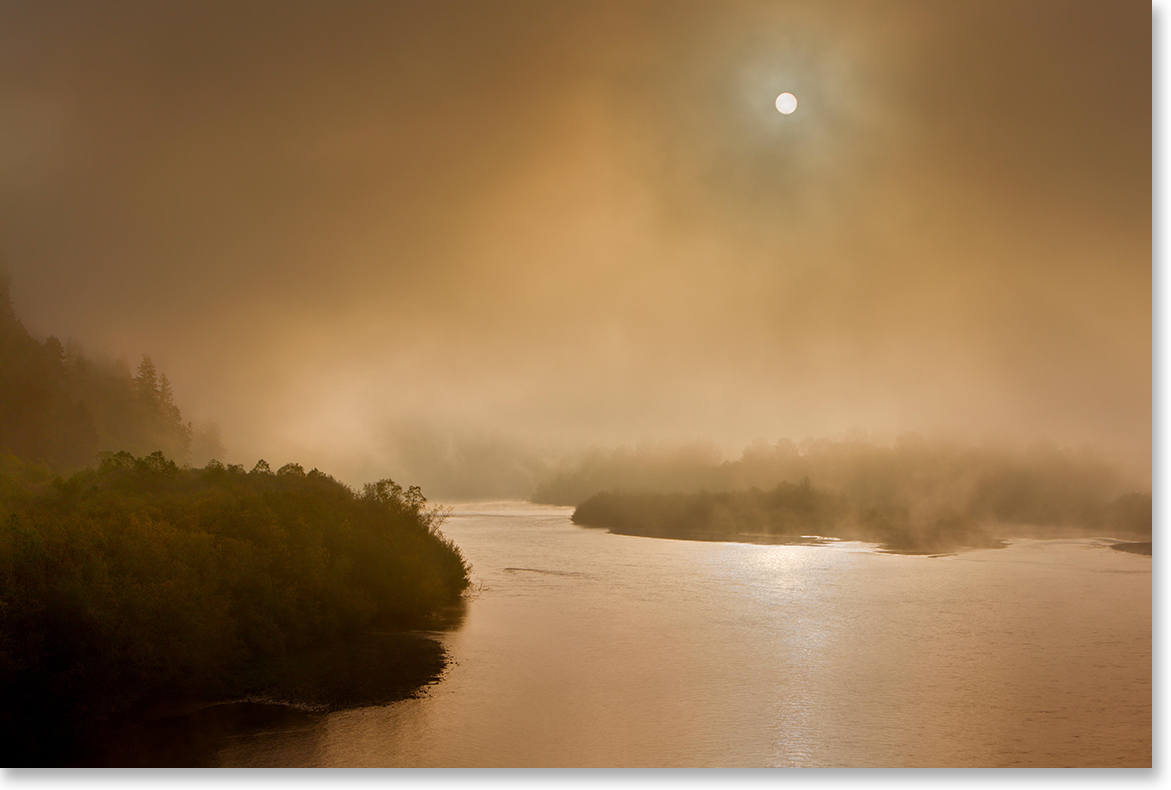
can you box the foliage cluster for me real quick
[0,452,470,763]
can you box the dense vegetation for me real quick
[0,276,474,764]
[0,451,470,764]
[1,274,221,468]
[557,436,1151,552]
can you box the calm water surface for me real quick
[215,503,1151,767]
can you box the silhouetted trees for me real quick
[0,276,208,469]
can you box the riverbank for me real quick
[601,524,838,546]
[600,523,1006,555]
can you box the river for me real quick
[210,502,1151,767]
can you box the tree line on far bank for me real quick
[554,435,1151,552]
[572,483,1150,554]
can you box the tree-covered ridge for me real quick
[0,452,471,764]
[0,274,217,468]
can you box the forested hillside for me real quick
[1,274,220,468]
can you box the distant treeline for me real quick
[546,435,1151,548]
[1,274,222,469]
[573,482,1150,554]
[0,451,470,764]
[573,485,1004,554]
[573,481,849,541]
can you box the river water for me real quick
[212,502,1151,768]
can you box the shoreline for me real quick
[601,526,1150,558]
[599,523,1006,556]
[1110,540,1153,556]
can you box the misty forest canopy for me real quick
[1,275,222,469]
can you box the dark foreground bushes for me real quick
[0,452,470,764]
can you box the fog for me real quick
[0,1,1150,494]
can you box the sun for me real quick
[775,92,798,114]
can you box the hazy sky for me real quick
[0,1,1151,485]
